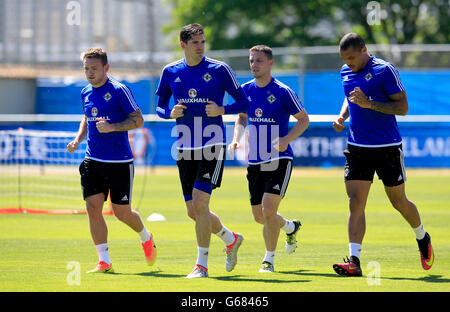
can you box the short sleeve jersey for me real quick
[81,77,139,162]
[156,56,246,149]
[242,78,304,164]
[341,55,405,147]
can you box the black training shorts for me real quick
[344,143,406,187]
[79,158,134,205]
[246,159,293,206]
[176,145,225,199]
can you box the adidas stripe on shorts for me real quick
[176,145,225,200]
[246,159,293,206]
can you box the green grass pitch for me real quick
[0,167,449,292]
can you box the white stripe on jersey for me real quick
[162,58,184,71]
[372,57,405,92]
[156,107,166,114]
[241,79,255,88]
[273,79,304,111]
[371,57,386,66]
[248,156,293,165]
[386,63,405,91]
[205,57,240,89]
[157,59,184,91]
[347,141,403,148]
[85,156,134,163]
[110,78,139,111]
[176,142,226,151]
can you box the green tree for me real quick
[164,0,449,49]
[350,0,450,44]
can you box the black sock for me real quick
[417,232,430,258]
[350,255,360,267]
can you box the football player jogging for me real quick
[228,45,309,273]
[67,48,157,273]
[332,33,434,276]
[155,24,249,278]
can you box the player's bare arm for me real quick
[333,98,349,133]
[170,101,187,119]
[96,109,144,133]
[67,115,87,153]
[228,113,248,157]
[370,91,408,115]
[349,87,408,116]
[205,101,225,117]
[272,109,309,152]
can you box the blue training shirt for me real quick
[243,78,304,164]
[341,55,405,147]
[156,56,249,149]
[81,77,139,162]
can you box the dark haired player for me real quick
[332,33,434,276]
[156,24,249,278]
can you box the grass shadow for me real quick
[114,269,186,278]
[382,274,450,284]
[213,274,311,283]
[113,271,311,283]
[278,269,338,278]
[103,270,449,285]
[281,270,450,284]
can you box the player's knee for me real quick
[348,194,366,213]
[252,208,264,224]
[261,205,277,220]
[185,201,197,220]
[85,194,105,216]
[390,196,413,211]
[86,203,103,218]
[114,211,126,223]
[253,214,264,224]
[114,209,132,223]
[389,196,401,209]
[191,201,207,217]
[191,195,209,217]
[347,192,362,203]
[187,209,197,221]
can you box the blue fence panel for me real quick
[299,71,450,115]
[1,122,450,167]
[142,122,450,168]
[36,77,153,115]
[10,69,450,168]
[400,71,450,115]
[35,70,450,116]
[288,122,450,168]
[36,78,86,114]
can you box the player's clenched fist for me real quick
[67,140,79,154]
[333,116,346,133]
[205,101,225,117]
[170,102,187,119]
[96,118,113,133]
[272,137,289,152]
[349,87,371,109]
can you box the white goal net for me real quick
[0,128,87,212]
[0,128,150,213]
